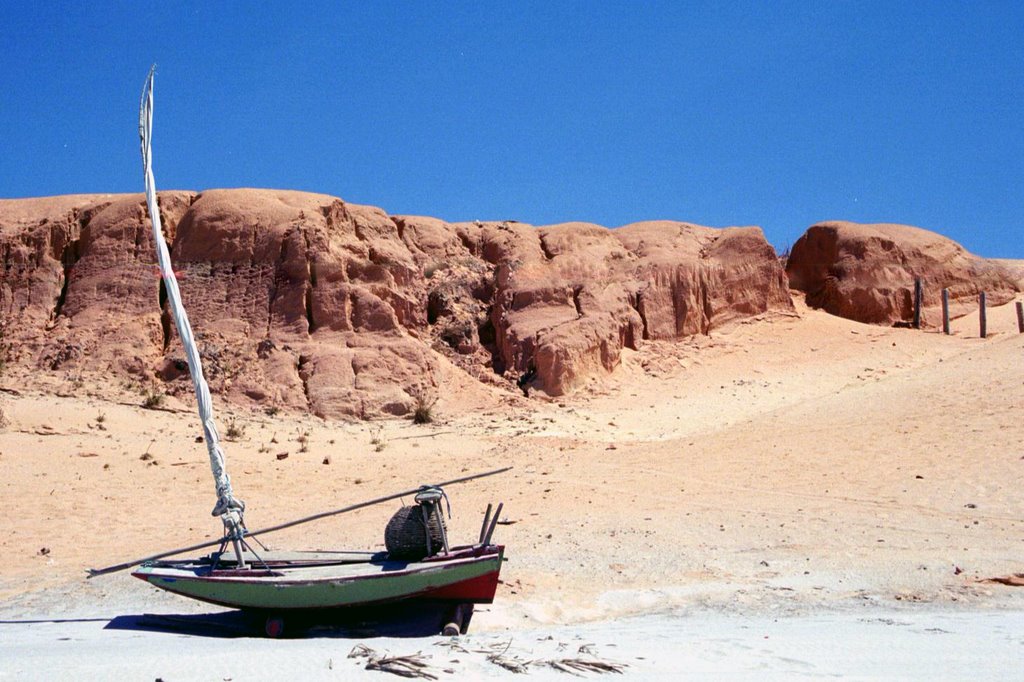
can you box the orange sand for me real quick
[1,293,1022,626]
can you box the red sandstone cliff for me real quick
[0,189,792,418]
[786,221,1020,326]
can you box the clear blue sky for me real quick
[2,2,1022,256]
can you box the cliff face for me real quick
[786,221,1020,325]
[0,189,793,417]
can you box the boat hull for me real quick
[132,545,503,611]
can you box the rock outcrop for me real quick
[0,189,792,417]
[786,221,1021,325]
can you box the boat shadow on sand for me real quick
[104,601,462,639]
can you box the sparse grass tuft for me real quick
[413,403,433,424]
[411,393,437,425]
[225,420,245,441]
[777,243,791,266]
[142,391,165,409]
[369,425,386,452]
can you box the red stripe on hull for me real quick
[418,569,501,603]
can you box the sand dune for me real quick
[1,295,1022,679]
[2,294,1022,618]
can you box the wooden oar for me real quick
[87,466,512,578]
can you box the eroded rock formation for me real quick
[0,189,792,417]
[786,221,1020,325]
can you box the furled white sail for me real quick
[139,67,245,538]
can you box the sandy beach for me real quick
[4,607,1023,680]
[2,294,1023,678]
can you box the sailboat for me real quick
[89,68,507,637]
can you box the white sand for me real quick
[3,604,1022,680]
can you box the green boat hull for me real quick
[132,545,503,611]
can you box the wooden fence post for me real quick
[979,292,987,339]
[941,288,950,335]
[1016,301,1023,334]
[913,278,922,329]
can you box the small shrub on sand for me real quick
[225,420,245,441]
[370,426,386,452]
[412,395,437,425]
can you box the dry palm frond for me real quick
[348,644,438,679]
[487,653,532,674]
[476,638,516,653]
[545,657,628,676]
[476,639,533,674]
[365,654,437,680]
[433,639,469,653]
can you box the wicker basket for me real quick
[384,504,446,560]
